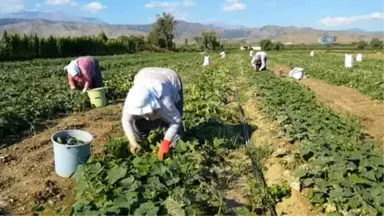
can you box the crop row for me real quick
[0,53,202,143]
[235,53,384,215]
[70,58,252,215]
[270,51,384,100]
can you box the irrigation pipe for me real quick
[233,80,278,216]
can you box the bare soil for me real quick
[244,98,318,216]
[0,104,124,215]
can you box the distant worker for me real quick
[64,56,104,93]
[310,50,315,57]
[251,51,268,72]
[122,67,183,161]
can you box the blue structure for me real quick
[318,34,337,45]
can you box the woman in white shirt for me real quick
[121,67,183,160]
[251,51,268,72]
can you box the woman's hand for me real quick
[128,135,141,155]
[129,142,142,155]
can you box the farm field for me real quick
[0,51,383,216]
[0,52,212,145]
[268,51,384,101]
[267,51,384,141]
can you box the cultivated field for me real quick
[0,51,383,216]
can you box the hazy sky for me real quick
[1,0,383,31]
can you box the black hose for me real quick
[234,85,278,216]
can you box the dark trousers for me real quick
[91,57,104,88]
[255,57,268,71]
[133,76,184,143]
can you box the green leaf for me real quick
[165,197,186,216]
[294,169,306,179]
[348,152,362,161]
[368,155,384,167]
[107,166,127,184]
[165,176,180,186]
[185,206,202,216]
[233,207,252,216]
[362,204,378,215]
[114,191,138,209]
[314,178,327,192]
[195,192,210,202]
[349,174,373,185]
[347,162,357,171]
[363,170,377,181]
[342,188,354,197]
[134,201,159,216]
[119,175,135,186]
[329,189,343,198]
[134,164,150,176]
[348,197,360,209]
[310,192,325,204]
[303,178,314,187]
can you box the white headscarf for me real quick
[64,60,81,77]
[125,85,161,116]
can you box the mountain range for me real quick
[0,11,382,44]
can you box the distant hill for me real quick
[0,11,107,25]
[0,13,382,44]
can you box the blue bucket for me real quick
[51,130,93,178]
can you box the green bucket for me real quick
[86,87,107,108]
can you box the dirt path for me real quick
[0,104,124,215]
[244,98,318,216]
[230,56,317,216]
[273,65,384,142]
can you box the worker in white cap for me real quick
[251,51,268,72]
[122,67,183,160]
[64,56,103,93]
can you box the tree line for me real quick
[0,31,150,61]
[356,38,384,50]
[0,13,225,61]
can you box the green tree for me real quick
[260,39,274,51]
[0,31,11,57]
[357,40,367,49]
[33,34,40,57]
[273,41,285,51]
[147,12,178,50]
[10,34,21,57]
[370,38,383,49]
[98,31,108,43]
[195,31,221,51]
